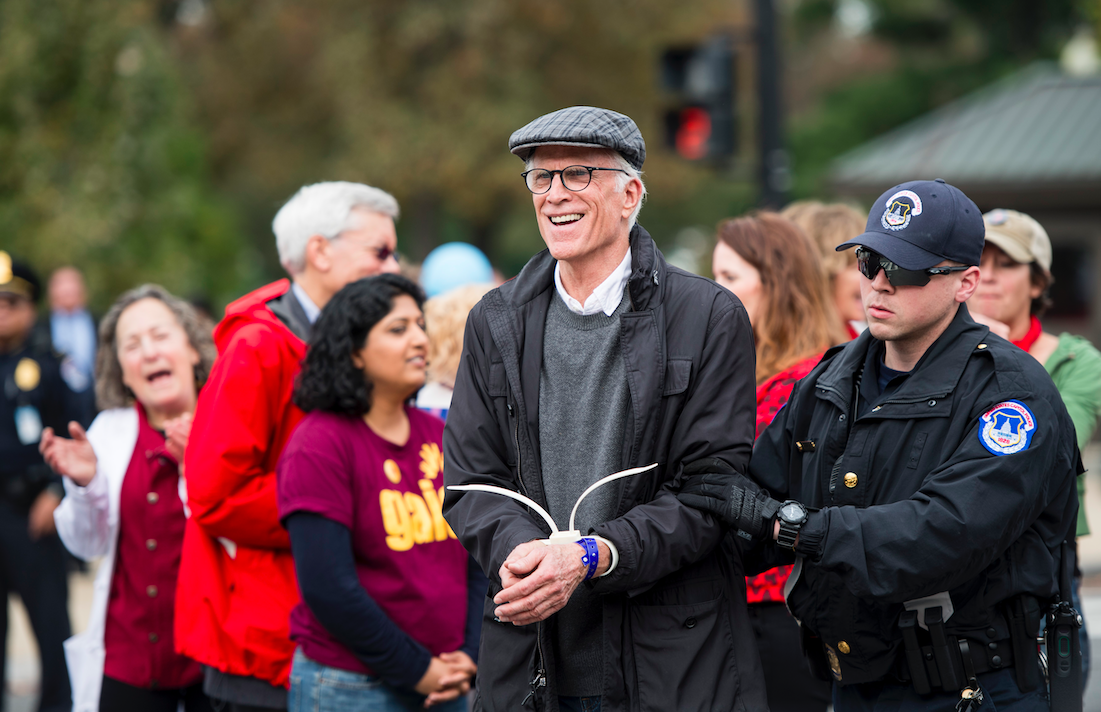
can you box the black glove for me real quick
[677,471,780,541]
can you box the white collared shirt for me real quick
[553,246,632,317]
[291,282,321,324]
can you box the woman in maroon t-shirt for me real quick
[712,214,841,712]
[41,285,216,712]
[277,274,484,712]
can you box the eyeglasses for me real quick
[334,235,400,263]
[371,245,400,263]
[856,247,970,287]
[521,165,629,195]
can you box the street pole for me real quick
[756,0,789,208]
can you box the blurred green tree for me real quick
[0,0,249,312]
[174,0,752,279]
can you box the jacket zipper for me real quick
[508,403,529,499]
[509,402,546,708]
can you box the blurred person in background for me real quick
[43,285,217,712]
[416,283,493,421]
[278,274,484,712]
[970,208,1101,689]
[418,242,494,299]
[44,266,98,426]
[783,201,868,340]
[178,181,402,712]
[711,212,836,712]
[0,252,80,712]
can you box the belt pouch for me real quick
[925,606,961,690]
[898,610,932,695]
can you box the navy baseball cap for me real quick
[836,179,984,270]
[509,106,646,170]
[0,251,41,302]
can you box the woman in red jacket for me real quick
[712,212,842,712]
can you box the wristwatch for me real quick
[775,500,808,551]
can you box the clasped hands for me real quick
[415,650,477,707]
[493,538,611,626]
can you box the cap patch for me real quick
[881,190,923,232]
[986,209,1008,226]
[979,400,1035,456]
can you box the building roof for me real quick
[830,63,1101,208]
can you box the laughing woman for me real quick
[277,274,486,712]
[41,285,216,712]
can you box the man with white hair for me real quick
[177,182,401,711]
[443,107,764,711]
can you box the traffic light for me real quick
[661,35,736,162]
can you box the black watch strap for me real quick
[776,519,801,551]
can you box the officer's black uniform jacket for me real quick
[0,336,79,510]
[443,226,768,712]
[749,305,1080,686]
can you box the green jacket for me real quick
[1046,332,1101,536]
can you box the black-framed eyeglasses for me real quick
[856,247,970,287]
[520,165,629,194]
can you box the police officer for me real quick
[0,252,75,712]
[677,180,1080,711]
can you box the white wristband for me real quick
[590,535,619,577]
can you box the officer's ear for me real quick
[954,266,981,303]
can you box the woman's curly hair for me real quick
[294,274,425,416]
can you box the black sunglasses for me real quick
[856,247,970,287]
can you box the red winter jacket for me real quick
[175,280,306,688]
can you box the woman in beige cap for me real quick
[970,208,1101,687]
[971,209,1101,470]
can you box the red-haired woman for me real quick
[712,212,842,712]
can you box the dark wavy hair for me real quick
[293,274,425,416]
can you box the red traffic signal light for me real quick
[660,35,735,162]
[673,107,712,161]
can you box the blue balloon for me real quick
[420,242,494,297]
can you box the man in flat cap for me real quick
[0,252,78,712]
[443,107,764,711]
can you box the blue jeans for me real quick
[289,649,468,712]
[833,668,1048,711]
[558,697,602,712]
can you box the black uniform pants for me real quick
[0,499,72,712]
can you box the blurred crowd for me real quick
[1,105,1097,712]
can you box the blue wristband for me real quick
[577,537,599,580]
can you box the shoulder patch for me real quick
[979,400,1036,456]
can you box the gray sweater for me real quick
[538,289,631,697]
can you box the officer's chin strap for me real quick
[954,639,984,711]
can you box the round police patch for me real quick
[881,189,923,231]
[979,400,1036,456]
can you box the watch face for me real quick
[781,503,804,521]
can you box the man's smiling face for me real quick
[530,145,639,266]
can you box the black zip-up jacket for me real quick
[442,226,767,712]
[748,305,1080,686]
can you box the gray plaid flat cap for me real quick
[509,106,645,170]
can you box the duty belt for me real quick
[895,606,1024,695]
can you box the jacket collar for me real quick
[501,224,664,311]
[817,303,990,401]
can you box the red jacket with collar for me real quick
[175,280,306,687]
